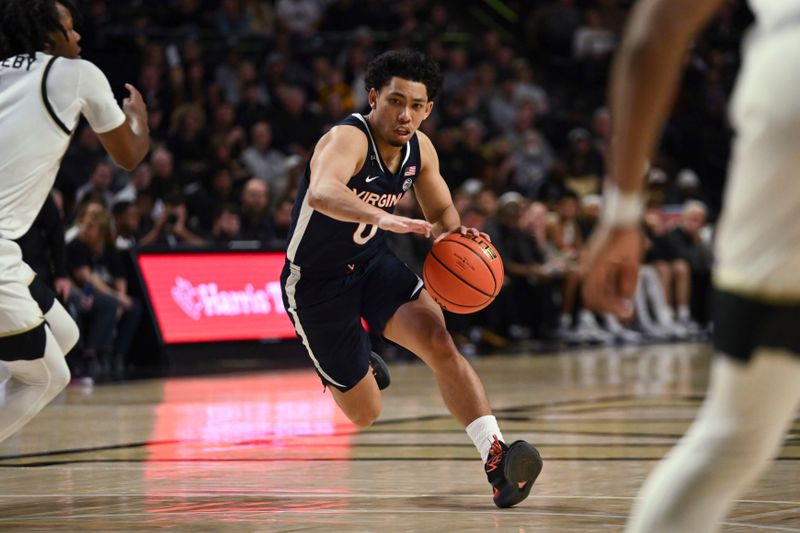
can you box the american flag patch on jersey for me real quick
[404,165,417,176]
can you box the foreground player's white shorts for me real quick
[0,239,43,337]
[715,27,800,301]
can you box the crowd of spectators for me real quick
[25,0,753,371]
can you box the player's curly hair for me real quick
[364,49,443,102]
[0,0,76,59]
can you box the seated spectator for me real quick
[57,126,105,211]
[494,196,560,342]
[548,191,610,343]
[67,211,142,382]
[206,203,242,245]
[65,197,106,244]
[503,129,554,198]
[112,201,142,250]
[114,162,153,205]
[15,193,71,303]
[563,127,604,196]
[75,160,114,208]
[139,191,206,248]
[240,121,290,195]
[208,101,247,158]
[148,147,182,202]
[577,194,601,239]
[666,200,714,324]
[236,80,271,132]
[239,178,276,244]
[167,103,209,181]
[186,165,237,233]
[675,168,707,204]
[270,85,323,158]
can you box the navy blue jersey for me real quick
[285,113,422,275]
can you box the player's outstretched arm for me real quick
[97,83,150,171]
[581,0,724,319]
[307,125,432,237]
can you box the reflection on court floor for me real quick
[0,343,797,531]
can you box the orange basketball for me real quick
[423,231,504,314]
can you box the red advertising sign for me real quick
[136,252,296,344]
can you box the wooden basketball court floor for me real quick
[0,343,797,532]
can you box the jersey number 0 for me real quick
[353,222,378,244]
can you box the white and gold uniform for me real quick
[0,51,124,443]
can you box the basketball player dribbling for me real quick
[280,50,542,507]
[0,0,149,442]
[582,0,800,530]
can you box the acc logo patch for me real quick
[402,177,413,191]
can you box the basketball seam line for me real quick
[423,270,484,309]
[446,239,501,290]
[433,237,500,293]
[429,250,494,299]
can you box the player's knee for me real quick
[47,355,71,395]
[424,326,459,363]
[349,405,381,428]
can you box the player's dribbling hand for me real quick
[434,226,491,244]
[459,225,491,242]
[377,214,432,237]
[580,226,642,320]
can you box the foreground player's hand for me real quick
[580,226,642,320]
[123,83,149,134]
[377,214,432,237]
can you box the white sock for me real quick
[677,305,691,322]
[466,415,504,463]
[559,313,572,329]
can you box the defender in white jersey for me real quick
[0,0,149,443]
[581,0,800,531]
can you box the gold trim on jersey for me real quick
[714,271,800,304]
[0,317,45,338]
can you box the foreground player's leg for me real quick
[384,289,542,507]
[626,349,800,533]
[27,277,80,355]
[0,327,71,443]
[44,299,80,355]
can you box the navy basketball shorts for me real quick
[713,288,800,363]
[281,250,424,392]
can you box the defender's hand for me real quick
[123,83,149,134]
[581,226,642,320]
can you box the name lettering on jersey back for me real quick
[351,188,403,209]
[0,55,37,71]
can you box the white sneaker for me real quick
[577,311,614,345]
[603,314,643,344]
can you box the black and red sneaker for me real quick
[484,435,543,508]
[369,351,391,390]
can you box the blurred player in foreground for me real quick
[582,0,800,531]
